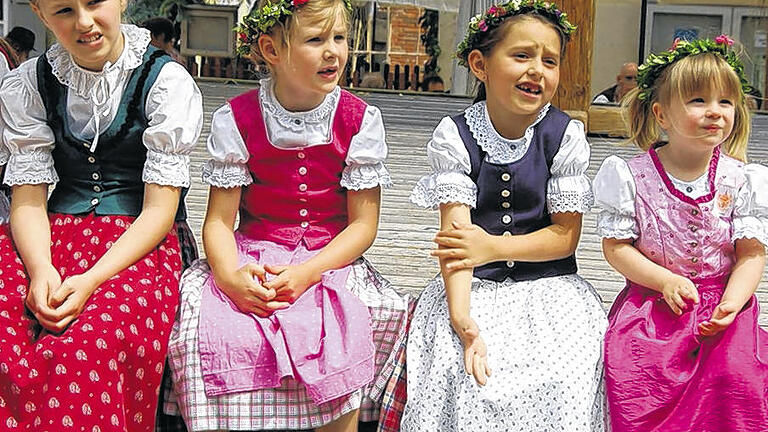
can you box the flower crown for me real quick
[456,0,576,67]
[637,34,751,100]
[235,0,353,57]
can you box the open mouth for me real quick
[318,66,338,77]
[78,33,103,44]
[516,82,542,95]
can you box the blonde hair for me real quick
[623,52,750,161]
[249,0,350,67]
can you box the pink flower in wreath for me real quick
[669,37,681,51]
[292,0,309,6]
[238,32,248,43]
[715,34,734,46]
[487,6,502,17]
[478,20,488,32]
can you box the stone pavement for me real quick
[189,81,768,324]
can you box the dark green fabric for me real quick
[36,46,188,221]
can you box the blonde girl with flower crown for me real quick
[384,1,607,431]
[0,0,203,430]
[165,1,409,431]
[594,35,768,431]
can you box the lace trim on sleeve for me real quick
[142,151,190,188]
[201,160,253,188]
[341,162,392,190]
[410,171,477,209]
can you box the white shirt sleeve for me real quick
[410,116,477,209]
[201,103,253,188]
[141,61,203,187]
[593,155,638,239]
[341,105,392,190]
[546,119,594,214]
[0,61,58,186]
[0,55,10,82]
[732,163,768,246]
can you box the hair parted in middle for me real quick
[623,35,751,162]
[236,0,352,66]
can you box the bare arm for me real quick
[264,187,382,301]
[602,237,699,315]
[202,186,283,317]
[432,212,583,270]
[10,184,63,329]
[45,184,183,330]
[437,202,491,386]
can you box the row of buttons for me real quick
[298,151,309,228]
[84,142,102,206]
[501,171,513,268]
[502,231,514,268]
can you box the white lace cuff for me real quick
[596,211,638,240]
[733,215,768,246]
[142,151,190,188]
[202,160,252,188]
[341,162,392,190]
[410,171,477,209]
[4,151,59,186]
[547,174,593,213]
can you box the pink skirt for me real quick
[605,276,768,432]
[197,235,375,404]
[0,214,181,432]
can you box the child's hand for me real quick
[699,301,740,336]
[217,263,287,317]
[432,222,497,271]
[660,273,699,315]
[451,316,492,386]
[263,264,321,304]
[25,265,62,329]
[42,273,99,333]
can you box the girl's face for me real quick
[31,0,125,71]
[475,19,561,121]
[268,12,349,111]
[653,87,735,153]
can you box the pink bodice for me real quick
[628,146,746,280]
[228,89,367,249]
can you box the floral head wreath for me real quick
[637,34,751,100]
[456,0,576,67]
[236,0,353,57]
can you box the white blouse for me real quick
[0,24,203,188]
[202,78,392,190]
[594,155,768,246]
[410,101,594,214]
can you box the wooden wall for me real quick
[551,0,596,113]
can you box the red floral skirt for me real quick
[0,213,181,431]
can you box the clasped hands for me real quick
[25,265,100,334]
[218,262,321,317]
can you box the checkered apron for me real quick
[165,257,410,431]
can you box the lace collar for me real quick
[463,101,550,164]
[45,24,151,99]
[258,78,340,133]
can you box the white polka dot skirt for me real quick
[401,274,608,432]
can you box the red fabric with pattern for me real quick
[0,214,181,431]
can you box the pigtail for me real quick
[622,86,661,151]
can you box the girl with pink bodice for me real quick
[594,35,768,431]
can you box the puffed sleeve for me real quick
[593,156,638,239]
[200,104,252,188]
[142,62,203,187]
[0,61,58,186]
[732,163,768,246]
[409,116,477,209]
[547,120,593,213]
[341,105,392,190]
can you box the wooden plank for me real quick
[551,0,596,112]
